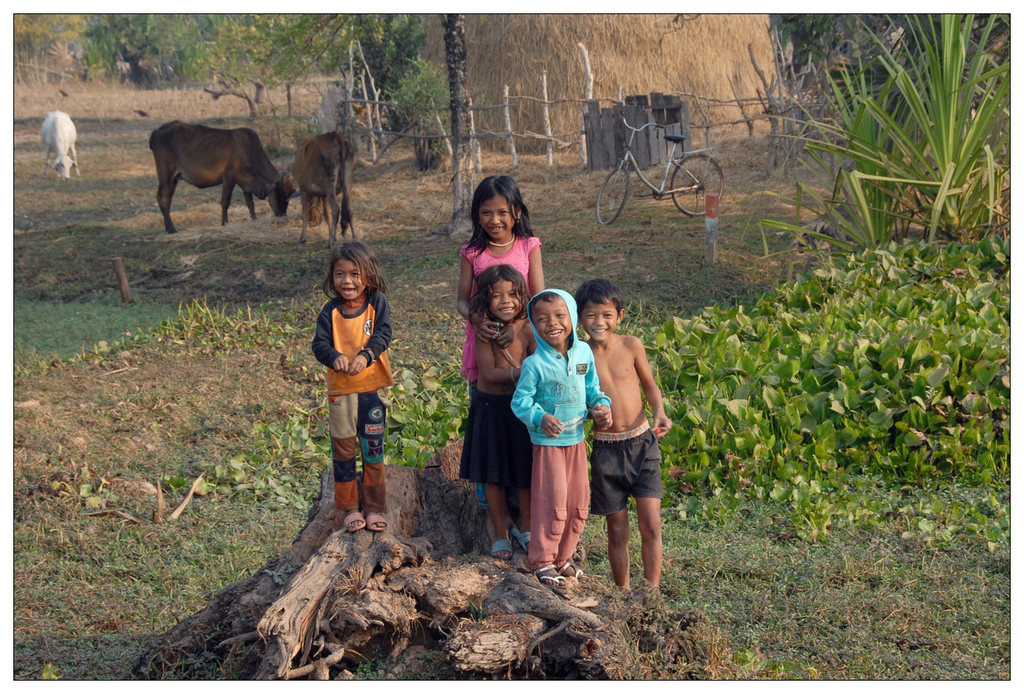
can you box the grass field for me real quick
[11,84,1009,680]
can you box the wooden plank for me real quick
[651,122,665,167]
[583,100,603,171]
[625,94,649,109]
[663,94,683,127]
[651,92,666,125]
[626,104,649,171]
[665,122,684,159]
[611,104,628,163]
[599,106,613,169]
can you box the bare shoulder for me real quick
[616,333,647,354]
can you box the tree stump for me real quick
[134,440,707,680]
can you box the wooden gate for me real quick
[583,93,690,172]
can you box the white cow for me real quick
[41,110,79,180]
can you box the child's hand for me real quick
[347,353,369,375]
[652,413,673,437]
[591,405,612,429]
[470,312,495,338]
[540,413,563,438]
[492,323,513,348]
[332,354,351,373]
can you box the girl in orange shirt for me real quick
[312,241,393,533]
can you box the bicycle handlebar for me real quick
[620,118,663,132]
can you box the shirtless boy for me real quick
[574,279,672,589]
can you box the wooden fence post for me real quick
[112,257,131,304]
[578,42,593,168]
[541,70,553,167]
[434,113,453,159]
[468,96,481,173]
[359,72,377,163]
[704,193,719,264]
[583,100,603,171]
[503,84,518,168]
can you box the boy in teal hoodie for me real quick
[511,289,612,586]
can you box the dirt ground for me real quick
[13,80,788,237]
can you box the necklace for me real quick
[488,237,515,248]
[501,347,521,369]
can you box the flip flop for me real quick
[533,564,567,587]
[366,512,387,532]
[490,538,513,561]
[344,510,366,533]
[509,526,531,552]
[557,559,585,579]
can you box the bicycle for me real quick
[595,118,724,225]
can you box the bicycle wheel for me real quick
[596,166,630,225]
[670,153,724,217]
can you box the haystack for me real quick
[423,14,776,150]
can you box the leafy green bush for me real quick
[388,56,450,170]
[206,411,323,512]
[388,363,468,467]
[648,238,1008,543]
[764,14,1009,248]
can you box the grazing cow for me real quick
[41,110,79,180]
[148,121,296,234]
[292,131,355,246]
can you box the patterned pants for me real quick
[329,390,387,513]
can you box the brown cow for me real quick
[292,131,355,246]
[149,121,296,234]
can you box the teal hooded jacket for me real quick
[511,289,610,446]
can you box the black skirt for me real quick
[459,390,533,489]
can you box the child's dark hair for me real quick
[465,175,534,253]
[470,264,529,322]
[574,278,623,313]
[321,240,389,300]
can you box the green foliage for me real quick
[206,411,323,512]
[764,14,1009,249]
[82,14,225,83]
[14,14,89,81]
[389,57,450,168]
[648,238,1008,544]
[388,363,468,467]
[390,57,449,128]
[774,14,856,69]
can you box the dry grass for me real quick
[423,14,776,148]
[14,82,326,123]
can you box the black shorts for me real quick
[589,428,663,516]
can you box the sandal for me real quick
[557,559,585,579]
[509,528,532,552]
[534,564,567,587]
[344,510,366,533]
[490,538,513,561]
[366,512,387,532]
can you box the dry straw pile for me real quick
[424,14,776,151]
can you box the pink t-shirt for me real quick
[460,236,542,381]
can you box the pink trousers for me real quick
[528,442,590,570]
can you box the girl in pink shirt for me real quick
[456,175,545,383]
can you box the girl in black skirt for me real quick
[459,265,536,560]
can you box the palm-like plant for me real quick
[764,14,1009,251]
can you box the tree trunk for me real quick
[441,13,474,238]
[134,440,714,680]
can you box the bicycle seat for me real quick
[665,134,686,144]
